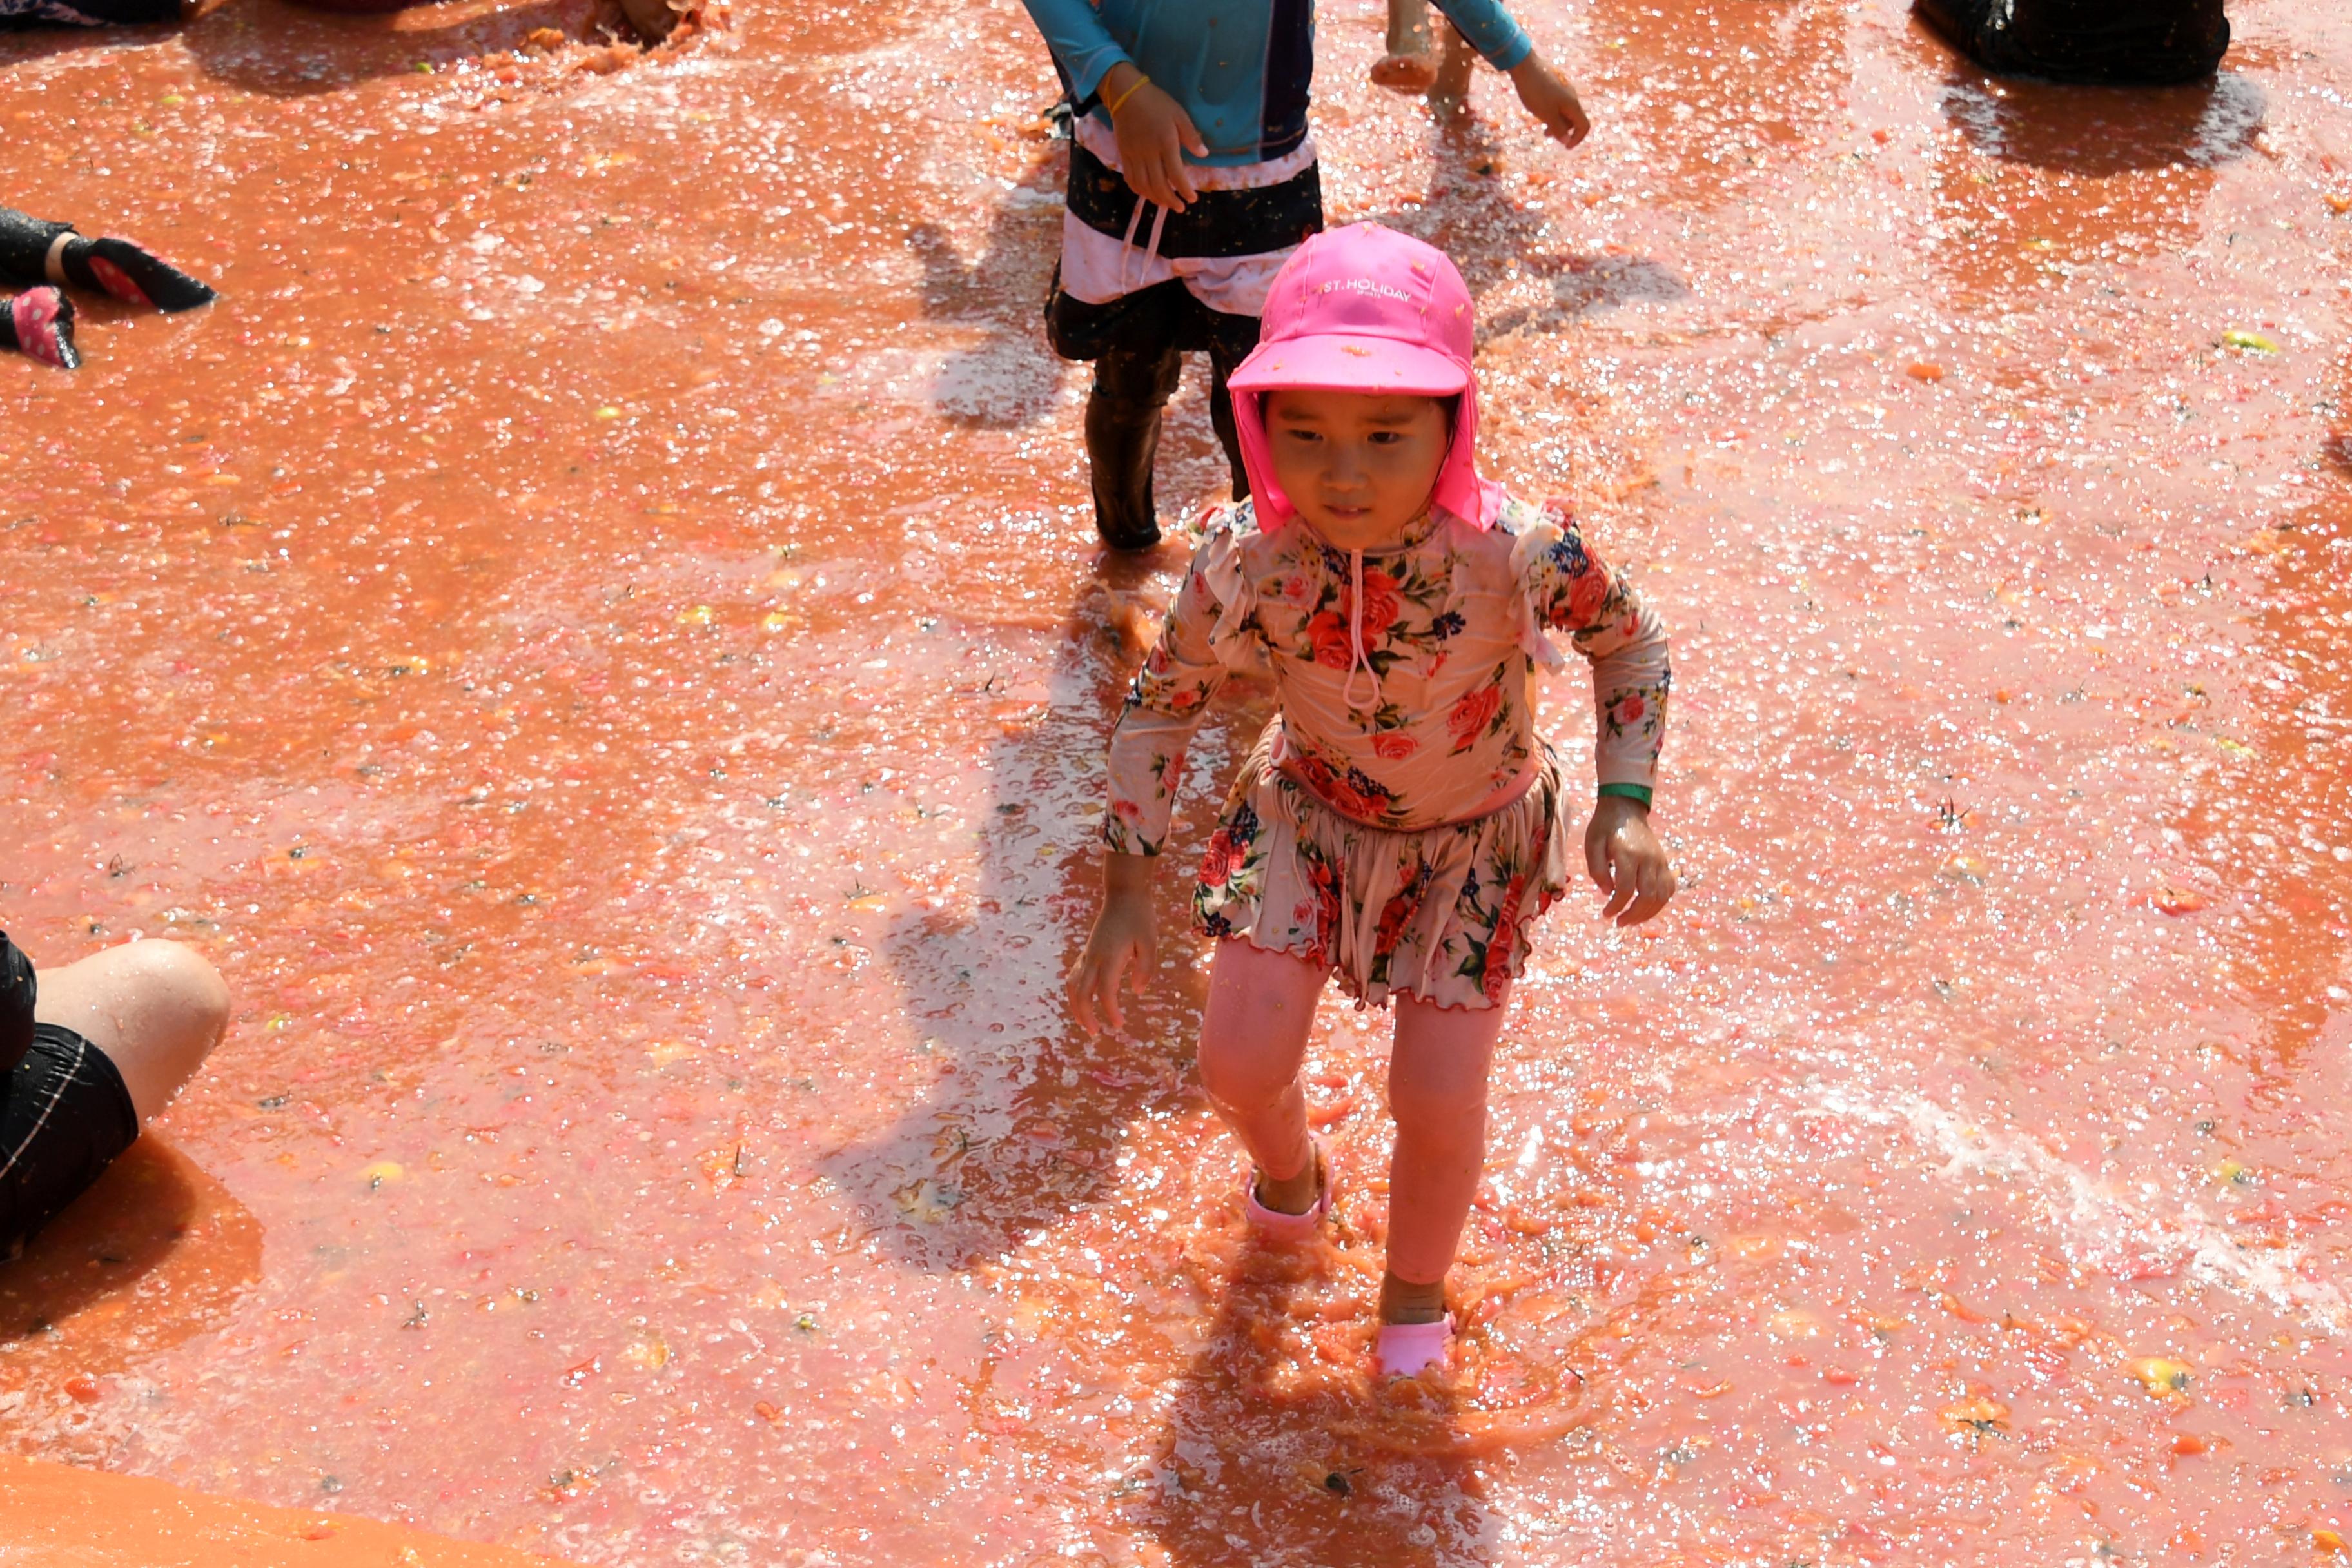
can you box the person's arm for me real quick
[0,932,35,1077]
[1068,536,1238,1032]
[1426,0,1531,70]
[1524,504,1676,925]
[1019,3,1204,210]
[1019,0,1134,104]
[1427,1,1590,147]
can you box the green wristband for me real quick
[1596,783,1653,809]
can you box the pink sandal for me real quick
[10,288,77,371]
[1242,1138,1332,1241]
[1375,1314,1455,1378]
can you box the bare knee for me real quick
[42,940,229,1124]
[113,940,230,1044]
[1196,1033,1297,1113]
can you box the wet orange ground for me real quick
[0,1450,571,1565]
[3,0,2351,1562]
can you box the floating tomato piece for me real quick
[2128,1356,2192,1396]
[1939,1396,2009,1433]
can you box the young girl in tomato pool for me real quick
[1069,224,1675,1378]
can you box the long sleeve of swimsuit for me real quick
[1514,509,1672,799]
[1104,500,1672,856]
[1022,0,1533,164]
[1102,535,1237,856]
[1429,0,1533,70]
[1019,0,1134,103]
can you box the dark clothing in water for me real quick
[0,932,141,1259]
[1046,275,1264,551]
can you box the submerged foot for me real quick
[1372,0,1436,93]
[1244,1139,1331,1241]
[1427,26,1475,120]
[1253,1159,1320,1218]
[1375,1273,1452,1378]
[1371,50,1438,93]
[1377,1271,1447,1327]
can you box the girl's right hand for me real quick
[1506,52,1591,150]
[1069,855,1159,1035]
[1102,66,1205,213]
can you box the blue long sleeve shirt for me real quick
[1021,0,1535,166]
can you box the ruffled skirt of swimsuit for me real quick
[1192,720,1573,1012]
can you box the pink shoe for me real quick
[1242,1139,1331,1242]
[1375,1315,1455,1378]
[10,288,77,370]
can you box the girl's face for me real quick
[1262,389,1451,551]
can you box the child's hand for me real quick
[1506,52,1591,150]
[1585,797,1674,927]
[1068,852,1159,1034]
[1101,64,1206,213]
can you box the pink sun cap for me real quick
[1227,223,1504,531]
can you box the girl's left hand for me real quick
[1506,52,1591,150]
[1585,796,1675,926]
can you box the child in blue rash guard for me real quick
[1022,0,1589,551]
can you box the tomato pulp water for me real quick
[2,1,2351,1562]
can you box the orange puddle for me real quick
[3,0,2351,1562]
[0,1451,576,1565]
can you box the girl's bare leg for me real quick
[1378,988,1507,1322]
[1371,0,1440,93]
[32,940,228,1125]
[1195,939,1327,1215]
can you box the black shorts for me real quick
[1065,140,1322,261]
[0,1024,138,1259]
[1044,273,1265,369]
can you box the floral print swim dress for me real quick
[1103,493,1671,1011]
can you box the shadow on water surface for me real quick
[1133,1240,1534,1568]
[0,1137,261,1404]
[1937,67,2264,176]
[825,548,1259,1271]
[0,17,178,72]
[1361,115,1690,346]
[182,0,609,97]
[1921,62,2259,308]
[1119,1213,1618,1568]
[908,132,1073,431]
[2199,349,2352,1092]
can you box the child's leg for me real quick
[1196,939,1327,1214]
[1379,989,1507,1322]
[1371,0,1440,93]
[33,939,229,1124]
[1429,21,1476,118]
[1201,308,1260,504]
[1084,338,1184,550]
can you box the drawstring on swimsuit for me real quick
[1117,193,1170,299]
[1342,549,1382,712]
